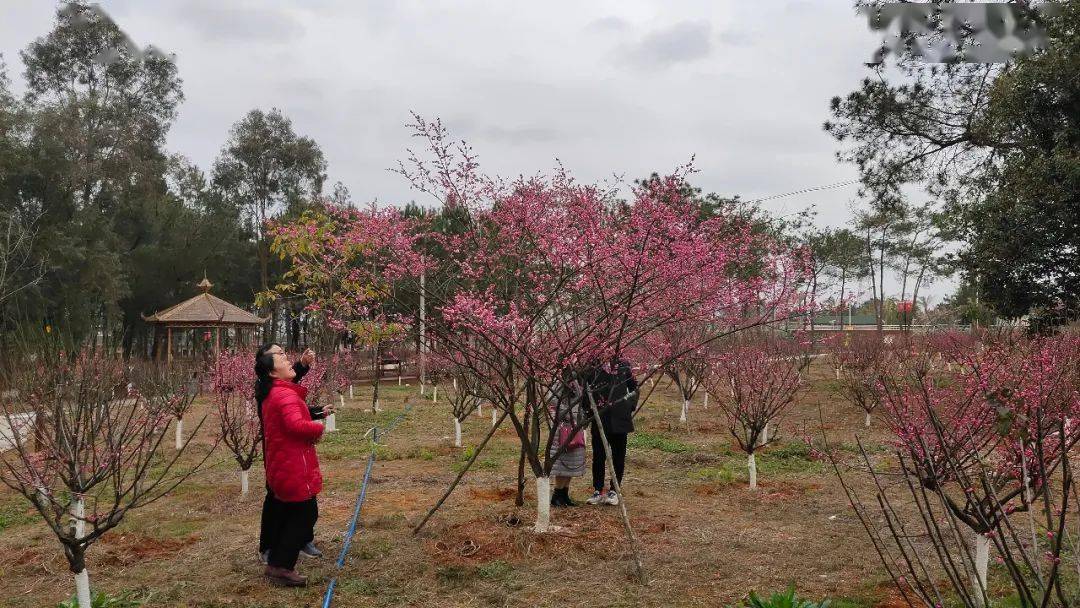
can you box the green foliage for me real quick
[476,560,513,581]
[688,466,737,485]
[758,442,825,476]
[56,590,145,608]
[406,446,437,461]
[0,498,37,531]
[825,3,1080,322]
[628,431,694,454]
[733,586,830,608]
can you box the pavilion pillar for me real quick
[215,326,221,355]
[167,327,173,366]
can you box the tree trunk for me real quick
[864,412,872,428]
[372,340,381,412]
[533,476,552,532]
[74,568,91,608]
[175,418,184,450]
[491,408,497,427]
[241,469,250,496]
[972,533,990,607]
[516,438,527,507]
[748,452,758,490]
[453,417,462,448]
[680,399,688,424]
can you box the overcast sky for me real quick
[0,1,957,303]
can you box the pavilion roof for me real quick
[142,276,267,326]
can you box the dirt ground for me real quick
[0,365,919,607]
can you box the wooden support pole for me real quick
[587,391,647,585]
[413,411,509,534]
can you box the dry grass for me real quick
[0,364,915,607]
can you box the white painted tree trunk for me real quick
[375,399,382,412]
[748,452,758,490]
[865,412,872,428]
[326,413,337,432]
[835,368,840,380]
[760,423,769,446]
[680,399,688,423]
[420,382,425,395]
[433,386,438,402]
[349,385,354,399]
[175,418,184,450]
[533,476,551,532]
[491,408,497,427]
[453,378,458,390]
[453,418,462,448]
[72,497,85,538]
[241,469,250,496]
[339,394,345,410]
[972,533,990,606]
[398,374,402,386]
[74,569,91,608]
[703,392,709,410]
[476,401,482,417]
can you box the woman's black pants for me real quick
[261,491,318,570]
[591,425,628,492]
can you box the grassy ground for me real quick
[0,366,936,607]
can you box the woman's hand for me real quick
[300,348,315,367]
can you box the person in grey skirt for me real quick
[548,376,587,507]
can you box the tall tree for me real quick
[1,2,183,341]
[826,2,1080,323]
[212,108,326,338]
[820,227,868,319]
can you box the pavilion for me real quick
[142,276,267,364]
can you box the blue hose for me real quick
[320,404,412,608]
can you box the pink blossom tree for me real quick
[0,346,215,607]
[832,332,1080,608]
[646,322,714,425]
[428,345,485,447]
[210,350,260,496]
[131,361,199,450]
[261,201,429,413]
[831,332,886,428]
[393,116,808,540]
[705,336,806,489]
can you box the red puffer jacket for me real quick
[262,379,324,502]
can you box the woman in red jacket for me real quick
[255,344,325,587]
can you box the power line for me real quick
[747,179,860,205]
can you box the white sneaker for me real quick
[586,491,605,505]
[604,490,620,506]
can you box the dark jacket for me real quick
[586,361,637,435]
[262,379,324,502]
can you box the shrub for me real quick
[733,586,830,608]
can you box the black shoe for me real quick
[551,488,575,508]
[561,489,577,507]
[550,488,565,507]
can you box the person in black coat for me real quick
[256,346,333,564]
[584,360,638,506]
